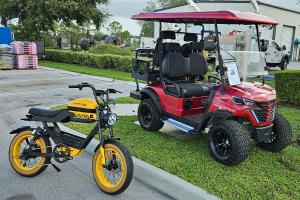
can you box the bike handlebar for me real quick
[68,83,122,106]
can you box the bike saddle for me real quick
[29,108,73,123]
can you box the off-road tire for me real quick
[92,141,133,195]
[257,113,292,152]
[280,58,288,70]
[138,98,164,131]
[9,131,52,177]
[208,120,251,166]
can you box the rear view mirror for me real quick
[260,40,268,52]
[282,45,287,51]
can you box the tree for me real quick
[155,0,187,8]
[0,0,109,40]
[140,0,187,37]
[108,21,123,36]
[119,30,131,44]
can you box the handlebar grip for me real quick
[68,85,83,90]
[69,85,79,88]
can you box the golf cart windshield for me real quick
[219,25,270,78]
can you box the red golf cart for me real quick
[130,11,292,165]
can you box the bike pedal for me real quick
[68,156,73,160]
[51,162,61,172]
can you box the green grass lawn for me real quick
[114,96,139,104]
[40,60,132,81]
[58,105,300,200]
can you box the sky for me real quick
[102,0,300,36]
[101,0,148,36]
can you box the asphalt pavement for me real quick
[0,68,172,200]
[288,61,300,70]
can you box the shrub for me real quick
[275,70,300,104]
[45,49,132,72]
[89,43,134,56]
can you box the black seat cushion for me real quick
[189,52,208,77]
[166,82,210,98]
[162,43,189,78]
[29,108,72,122]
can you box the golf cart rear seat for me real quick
[162,42,210,98]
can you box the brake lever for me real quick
[96,90,105,96]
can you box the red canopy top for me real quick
[132,11,278,25]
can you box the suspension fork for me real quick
[97,109,106,165]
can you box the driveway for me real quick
[0,68,172,200]
[288,61,300,70]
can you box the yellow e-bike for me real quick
[9,82,133,195]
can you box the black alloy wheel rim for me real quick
[266,130,277,144]
[140,105,152,127]
[212,131,232,159]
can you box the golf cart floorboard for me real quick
[182,113,205,125]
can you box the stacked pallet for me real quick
[0,44,13,70]
[12,42,38,69]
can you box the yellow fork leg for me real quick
[100,146,106,165]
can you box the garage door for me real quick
[282,25,295,53]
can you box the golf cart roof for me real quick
[132,10,278,25]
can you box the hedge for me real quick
[45,49,132,72]
[275,70,300,104]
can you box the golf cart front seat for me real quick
[161,43,210,98]
[180,33,203,58]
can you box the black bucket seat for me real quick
[161,43,210,98]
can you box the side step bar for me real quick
[163,118,199,135]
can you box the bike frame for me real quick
[23,83,118,158]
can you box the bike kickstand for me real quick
[51,162,61,172]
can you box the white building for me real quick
[153,0,300,60]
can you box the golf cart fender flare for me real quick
[205,110,233,127]
[140,88,162,113]
[281,55,289,64]
[9,126,33,135]
[94,137,117,153]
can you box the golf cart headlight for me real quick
[243,99,256,106]
[232,96,256,106]
[107,113,117,126]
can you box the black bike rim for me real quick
[211,131,232,159]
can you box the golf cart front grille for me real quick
[252,100,276,123]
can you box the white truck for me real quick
[263,40,289,70]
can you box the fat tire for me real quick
[208,120,251,166]
[257,113,292,152]
[138,98,164,131]
[9,131,52,177]
[92,140,133,195]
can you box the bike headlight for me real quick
[232,96,256,106]
[107,113,117,126]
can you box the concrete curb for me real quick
[58,124,219,200]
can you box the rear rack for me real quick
[132,48,160,83]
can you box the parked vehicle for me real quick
[263,40,289,70]
[130,11,292,166]
[9,82,133,195]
